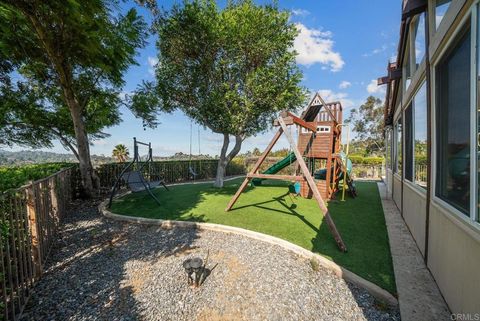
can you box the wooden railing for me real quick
[0,159,245,320]
[351,165,385,179]
[0,168,73,321]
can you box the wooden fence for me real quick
[0,168,73,321]
[0,160,245,320]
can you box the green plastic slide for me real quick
[252,152,297,186]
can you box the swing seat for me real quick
[288,182,301,195]
[122,171,168,192]
[189,166,198,177]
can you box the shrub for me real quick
[0,163,72,192]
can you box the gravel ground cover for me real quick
[21,199,400,321]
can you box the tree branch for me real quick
[226,134,242,162]
[49,128,80,160]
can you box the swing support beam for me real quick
[225,114,347,252]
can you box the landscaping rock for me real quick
[21,200,400,321]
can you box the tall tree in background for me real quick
[346,96,385,155]
[133,0,306,187]
[112,144,129,162]
[0,0,151,197]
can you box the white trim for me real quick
[316,125,331,133]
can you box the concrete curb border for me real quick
[99,199,398,307]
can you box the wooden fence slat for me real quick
[7,196,21,316]
[1,196,15,320]
[12,196,26,308]
[0,197,10,321]
[21,191,34,290]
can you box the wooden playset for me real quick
[225,93,356,252]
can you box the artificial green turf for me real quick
[111,178,396,294]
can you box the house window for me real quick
[386,128,392,169]
[405,104,413,181]
[435,23,471,215]
[413,13,426,68]
[435,0,452,29]
[394,118,402,175]
[404,40,412,90]
[414,82,427,188]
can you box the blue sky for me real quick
[8,0,401,157]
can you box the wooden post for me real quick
[49,177,60,229]
[26,187,42,278]
[225,128,284,211]
[278,117,347,252]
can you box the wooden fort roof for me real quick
[300,92,342,122]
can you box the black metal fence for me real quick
[96,159,246,189]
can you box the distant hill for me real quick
[0,150,214,166]
[0,150,116,166]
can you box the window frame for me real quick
[403,33,413,92]
[404,103,414,182]
[412,81,428,189]
[394,117,403,176]
[412,13,427,71]
[434,0,452,30]
[431,4,480,227]
[385,126,393,170]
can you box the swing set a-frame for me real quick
[225,93,348,252]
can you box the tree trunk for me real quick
[65,93,98,197]
[214,134,242,188]
[24,12,99,197]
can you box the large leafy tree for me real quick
[0,80,121,160]
[346,96,385,155]
[0,0,151,196]
[134,0,306,187]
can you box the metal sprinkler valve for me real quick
[183,257,203,287]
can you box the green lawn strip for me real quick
[111,178,396,294]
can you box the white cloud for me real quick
[366,79,386,95]
[291,8,310,17]
[339,81,351,89]
[317,89,354,109]
[293,23,344,72]
[147,56,158,76]
[362,44,388,57]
